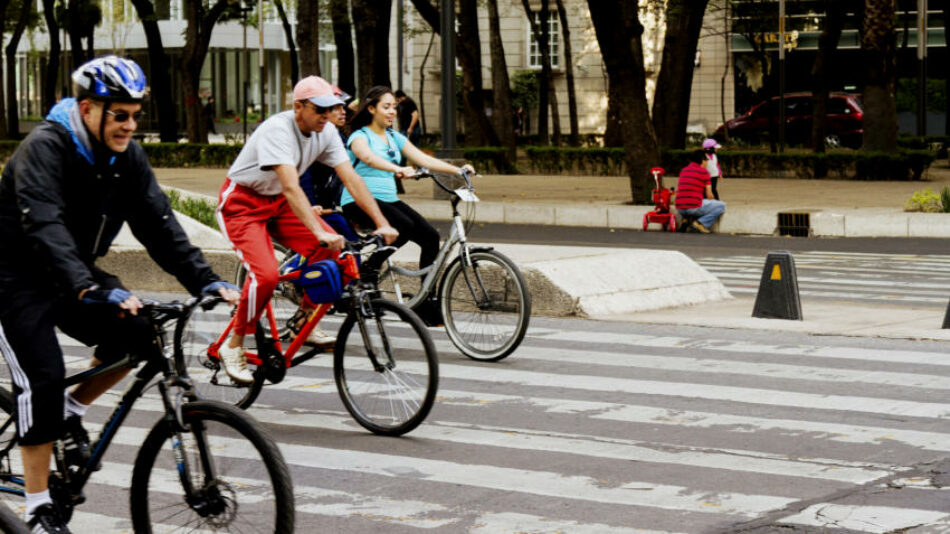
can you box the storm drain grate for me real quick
[777,212,810,237]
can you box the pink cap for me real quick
[293,76,344,108]
[702,138,721,149]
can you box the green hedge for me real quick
[0,140,20,164]
[463,147,518,174]
[521,147,935,180]
[524,147,627,175]
[143,143,242,168]
[661,149,936,180]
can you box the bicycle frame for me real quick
[205,273,335,370]
[384,200,473,309]
[0,307,198,499]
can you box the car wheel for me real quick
[824,134,841,148]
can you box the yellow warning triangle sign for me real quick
[770,264,782,280]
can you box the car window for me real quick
[827,98,851,115]
[786,98,811,117]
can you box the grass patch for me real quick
[166,188,219,230]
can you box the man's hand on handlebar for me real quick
[394,166,416,180]
[201,280,241,306]
[373,224,399,245]
[318,231,346,251]
[312,205,336,217]
[80,287,144,316]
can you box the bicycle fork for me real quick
[355,295,395,373]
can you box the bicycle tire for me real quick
[129,400,294,533]
[235,244,302,340]
[173,300,264,409]
[334,299,438,436]
[439,250,531,361]
[0,504,28,534]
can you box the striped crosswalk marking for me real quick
[3,310,949,532]
[695,251,950,306]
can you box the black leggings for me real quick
[343,200,440,273]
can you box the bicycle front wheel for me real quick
[174,300,263,409]
[334,299,438,436]
[439,250,531,361]
[129,400,294,533]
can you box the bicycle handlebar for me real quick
[409,167,479,197]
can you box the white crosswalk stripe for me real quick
[2,313,950,532]
[695,251,950,307]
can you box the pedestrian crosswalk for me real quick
[695,250,950,307]
[2,312,950,532]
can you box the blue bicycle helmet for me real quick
[71,56,148,102]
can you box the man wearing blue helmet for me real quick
[0,56,240,533]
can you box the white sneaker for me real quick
[305,325,337,348]
[218,344,254,384]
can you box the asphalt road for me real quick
[5,311,950,533]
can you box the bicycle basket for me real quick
[288,259,344,303]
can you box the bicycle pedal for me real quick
[202,358,219,371]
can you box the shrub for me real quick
[463,147,517,174]
[143,143,243,168]
[904,188,942,213]
[166,188,219,229]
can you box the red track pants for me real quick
[217,178,337,336]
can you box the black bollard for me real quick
[752,251,803,320]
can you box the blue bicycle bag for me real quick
[291,259,344,303]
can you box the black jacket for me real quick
[0,98,219,298]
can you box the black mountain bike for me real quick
[0,297,294,533]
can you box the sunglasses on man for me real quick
[105,110,146,123]
[303,101,341,115]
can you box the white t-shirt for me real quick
[227,111,349,196]
[705,153,721,178]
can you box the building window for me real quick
[528,11,559,69]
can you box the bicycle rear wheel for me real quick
[439,250,531,361]
[334,299,438,436]
[129,400,294,533]
[174,300,263,409]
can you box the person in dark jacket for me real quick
[0,56,239,533]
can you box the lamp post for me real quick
[438,0,458,158]
[259,0,265,119]
[917,0,927,136]
[238,3,253,141]
[777,0,785,153]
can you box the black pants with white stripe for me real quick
[0,282,155,445]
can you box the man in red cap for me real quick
[216,75,397,383]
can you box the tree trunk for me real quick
[651,0,709,150]
[352,0,377,96]
[860,0,898,152]
[130,0,178,142]
[6,0,31,139]
[457,0,498,146]
[181,0,229,143]
[521,0,551,145]
[555,0,578,146]
[0,0,10,139]
[487,0,515,157]
[68,0,85,67]
[810,0,847,153]
[588,0,658,203]
[277,0,299,84]
[42,0,59,114]
[373,0,393,89]
[408,0,497,146]
[295,0,317,77]
[330,0,355,96]
[944,0,949,136]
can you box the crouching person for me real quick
[675,149,726,234]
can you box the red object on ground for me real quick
[642,167,677,232]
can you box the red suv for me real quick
[714,92,863,148]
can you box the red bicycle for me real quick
[173,236,439,436]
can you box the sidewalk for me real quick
[149,161,950,341]
[154,160,950,237]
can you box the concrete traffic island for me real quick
[106,209,733,318]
